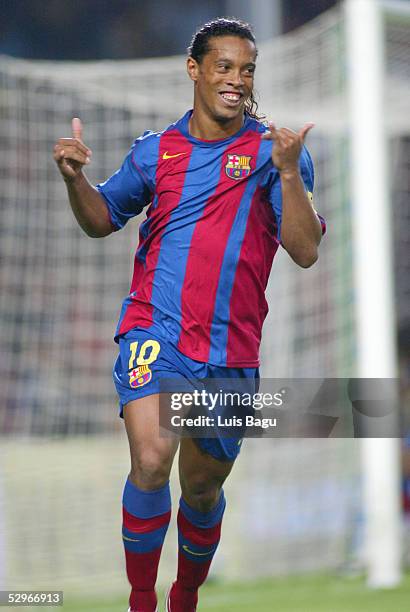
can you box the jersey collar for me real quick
[175,109,253,146]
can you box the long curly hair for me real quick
[187,17,264,121]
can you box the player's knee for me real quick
[182,478,222,513]
[130,449,172,490]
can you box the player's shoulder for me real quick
[131,129,161,155]
[127,129,165,176]
[244,114,269,138]
[130,116,185,155]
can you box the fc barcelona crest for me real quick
[225,154,252,180]
[129,365,152,388]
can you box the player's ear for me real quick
[187,57,199,82]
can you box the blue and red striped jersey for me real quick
[97,110,325,367]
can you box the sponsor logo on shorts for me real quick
[129,365,152,388]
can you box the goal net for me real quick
[0,1,409,600]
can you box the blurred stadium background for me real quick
[0,0,409,609]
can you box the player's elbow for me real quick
[292,247,318,268]
[300,256,318,269]
[82,224,113,238]
[283,237,319,268]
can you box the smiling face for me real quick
[187,35,257,133]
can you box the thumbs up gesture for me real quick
[53,118,92,181]
[262,121,314,175]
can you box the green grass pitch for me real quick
[61,572,410,611]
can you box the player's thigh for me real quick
[124,394,179,487]
[178,437,234,508]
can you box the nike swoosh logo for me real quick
[122,535,141,542]
[162,151,187,160]
[182,544,214,557]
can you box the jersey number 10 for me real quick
[128,339,161,370]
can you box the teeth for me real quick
[221,93,240,101]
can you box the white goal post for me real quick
[346,0,408,588]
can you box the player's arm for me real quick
[53,118,114,238]
[262,122,322,268]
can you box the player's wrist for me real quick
[63,170,84,186]
[278,166,300,180]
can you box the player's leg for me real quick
[123,394,179,612]
[167,437,234,611]
[114,328,184,611]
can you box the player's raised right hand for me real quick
[53,118,92,181]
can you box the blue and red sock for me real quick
[171,492,226,610]
[122,477,171,612]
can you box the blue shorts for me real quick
[113,327,259,462]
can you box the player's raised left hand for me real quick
[262,122,314,175]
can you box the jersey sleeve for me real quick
[265,145,326,241]
[96,132,157,230]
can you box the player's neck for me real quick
[189,109,244,140]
